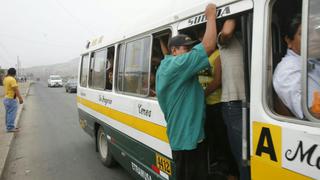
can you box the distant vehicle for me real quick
[48,75,63,87]
[65,79,77,93]
[36,78,40,81]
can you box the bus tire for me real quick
[97,126,116,168]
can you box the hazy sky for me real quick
[0,0,210,69]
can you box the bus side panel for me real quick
[78,108,95,138]
[78,108,174,180]
[251,158,311,180]
[104,122,175,180]
[251,122,312,180]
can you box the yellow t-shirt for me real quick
[198,50,222,105]
[3,76,18,99]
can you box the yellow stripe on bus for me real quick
[77,96,169,143]
[251,157,311,180]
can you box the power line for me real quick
[54,0,95,36]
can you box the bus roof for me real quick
[82,0,247,54]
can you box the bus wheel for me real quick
[97,126,116,167]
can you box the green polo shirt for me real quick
[156,43,210,150]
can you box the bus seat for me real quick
[273,89,294,117]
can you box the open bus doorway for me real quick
[178,14,252,179]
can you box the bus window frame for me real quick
[88,52,94,88]
[301,0,320,122]
[115,43,125,93]
[79,53,90,88]
[105,45,115,92]
[149,28,172,100]
[89,47,108,90]
[262,0,320,127]
[115,35,153,98]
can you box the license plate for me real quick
[156,153,172,175]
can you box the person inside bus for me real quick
[159,38,169,56]
[273,15,302,118]
[197,29,238,180]
[149,66,156,97]
[106,68,113,90]
[105,52,114,90]
[217,18,250,180]
[273,14,320,119]
[156,3,217,180]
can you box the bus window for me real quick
[116,37,152,96]
[306,0,320,119]
[89,48,107,90]
[106,46,114,90]
[151,29,171,98]
[116,44,125,92]
[80,54,89,87]
[268,0,303,119]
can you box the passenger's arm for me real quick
[13,86,23,104]
[202,3,217,56]
[218,19,236,46]
[205,55,221,97]
[159,38,169,55]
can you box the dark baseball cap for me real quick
[168,34,199,49]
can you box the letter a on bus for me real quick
[256,127,278,162]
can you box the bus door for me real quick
[177,0,253,177]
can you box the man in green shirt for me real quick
[156,3,217,180]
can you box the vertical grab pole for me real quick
[241,12,253,166]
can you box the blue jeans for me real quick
[3,98,18,131]
[222,101,250,180]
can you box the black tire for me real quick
[97,126,116,167]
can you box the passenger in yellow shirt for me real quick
[3,68,23,132]
[198,49,238,179]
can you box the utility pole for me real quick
[17,56,20,77]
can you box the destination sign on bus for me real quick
[178,0,253,30]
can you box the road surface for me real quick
[2,82,133,180]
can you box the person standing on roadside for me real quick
[3,68,23,132]
[156,3,217,180]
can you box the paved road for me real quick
[2,82,133,180]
